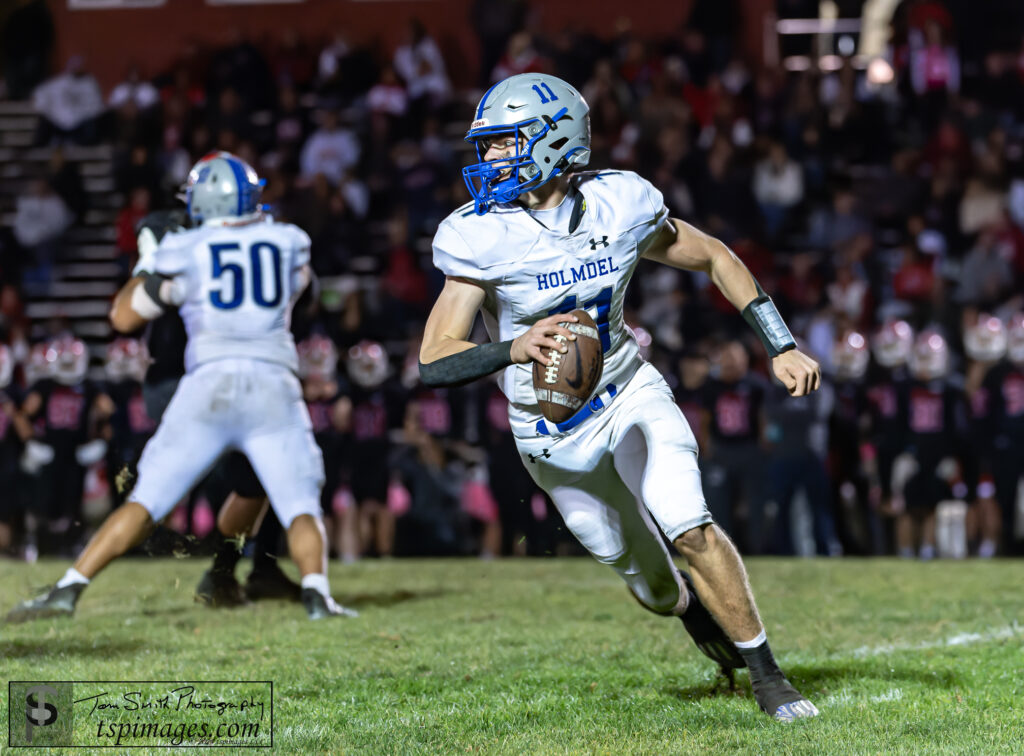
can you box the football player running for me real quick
[6,152,355,622]
[419,74,820,721]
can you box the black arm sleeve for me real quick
[419,341,515,388]
[140,271,171,309]
[741,279,796,358]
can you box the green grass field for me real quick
[2,557,1023,754]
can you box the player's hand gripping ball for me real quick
[530,309,603,424]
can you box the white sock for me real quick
[300,573,330,597]
[734,629,767,650]
[56,567,90,589]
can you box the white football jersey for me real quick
[432,170,668,436]
[153,216,310,373]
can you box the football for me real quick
[532,309,603,424]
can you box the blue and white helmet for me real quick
[185,151,263,224]
[463,73,591,215]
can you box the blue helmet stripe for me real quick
[476,81,501,119]
[224,156,248,216]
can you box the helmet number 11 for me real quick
[532,83,559,104]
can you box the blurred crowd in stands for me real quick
[1,0,1024,562]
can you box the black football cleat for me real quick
[750,669,820,722]
[195,569,248,608]
[677,569,747,671]
[6,582,86,623]
[245,562,302,602]
[301,588,358,620]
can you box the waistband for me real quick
[535,383,618,436]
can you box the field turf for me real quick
[2,557,1022,754]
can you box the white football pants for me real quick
[515,363,712,613]
[131,358,324,527]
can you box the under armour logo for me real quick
[527,449,551,463]
[589,236,609,250]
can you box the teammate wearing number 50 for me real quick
[420,73,821,720]
[6,152,356,622]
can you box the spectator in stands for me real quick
[393,19,452,116]
[206,87,251,146]
[367,65,409,124]
[13,179,73,287]
[910,18,960,130]
[752,140,804,241]
[109,65,160,113]
[270,29,316,93]
[317,32,378,102]
[827,262,871,330]
[32,56,106,146]
[490,31,545,83]
[206,27,274,111]
[807,188,872,254]
[953,225,1016,309]
[300,108,360,187]
[114,144,161,198]
[470,0,527,87]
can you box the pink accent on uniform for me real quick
[168,504,188,534]
[191,497,215,539]
[530,492,547,521]
[462,479,499,522]
[387,480,411,516]
[332,486,355,515]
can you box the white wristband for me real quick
[130,281,165,319]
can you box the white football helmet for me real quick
[833,331,869,380]
[50,335,89,386]
[185,151,263,224]
[298,335,339,382]
[963,314,1007,363]
[25,341,55,386]
[106,338,149,383]
[910,329,950,381]
[463,73,591,215]
[0,344,12,389]
[872,320,914,368]
[347,340,389,390]
[1008,312,1024,365]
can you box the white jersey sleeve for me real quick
[432,202,517,285]
[288,225,312,291]
[153,230,193,277]
[433,212,482,281]
[621,173,670,255]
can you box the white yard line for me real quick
[804,623,1021,709]
[849,623,1023,659]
